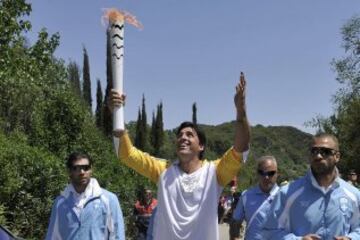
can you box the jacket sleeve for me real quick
[262,191,301,240]
[45,198,61,240]
[232,193,245,223]
[110,194,125,240]
[347,228,360,240]
[213,148,243,187]
[346,192,360,240]
[118,133,168,183]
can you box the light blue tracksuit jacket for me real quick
[45,179,125,240]
[264,169,360,240]
[233,184,279,240]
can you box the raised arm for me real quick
[215,72,250,186]
[109,89,167,183]
[234,72,250,153]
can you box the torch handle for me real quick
[113,106,124,131]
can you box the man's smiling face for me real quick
[176,127,204,162]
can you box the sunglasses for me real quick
[310,147,337,157]
[71,164,91,172]
[258,170,277,177]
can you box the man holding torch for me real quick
[110,72,250,240]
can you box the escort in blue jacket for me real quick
[264,169,360,240]
[233,184,279,240]
[45,178,125,240]
[264,133,360,240]
[232,155,280,240]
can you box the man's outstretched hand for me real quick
[234,72,246,118]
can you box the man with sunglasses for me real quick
[231,156,279,240]
[264,133,360,240]
[45,151,125,240]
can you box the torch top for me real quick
[103,8,143,29]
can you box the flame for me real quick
[102,8,143,29]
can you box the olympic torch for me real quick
[104,9,142,132]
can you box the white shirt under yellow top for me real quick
[118,133,245,240]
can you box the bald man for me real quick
[232,156,279,240]
[264,133,360,240]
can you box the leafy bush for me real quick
[0,131,66,239]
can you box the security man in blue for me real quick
[46,151,125,240]
[264,133,360,240]
[232,155,279,240]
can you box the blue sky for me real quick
[28,0,360,133]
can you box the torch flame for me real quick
[102,8,143,29]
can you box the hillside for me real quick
[201,122,312,188]
[127,121,313,190]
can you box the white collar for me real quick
[61,178,102,199]
[309,168,340,194]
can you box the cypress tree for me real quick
[154,102,164,156]
[150,111,156,151]
[134,109,142,149]
[67,61,81,97]
[95,79,103,129]
[103,29,113,136]
[192,102,197,125]
[140,94,148,151]
[82,46,92,110]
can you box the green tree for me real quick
[0,0,62,135]
[0,132,66,238]
[192,102,197,125]
[150,111,156,152]
[140,95,149,151]
[0,0,31,54]
[103,29,113,136]
[95,79,103,129]
[67,61,81,96]
[332,16,360,106]
[311,15,360,173]
[154,102,164,156]
[82,46,92,110]
[133,95,150,151]
[0,2,152,239]
[134,109,143,149]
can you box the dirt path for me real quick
[218,223,229,240]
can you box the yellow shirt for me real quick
[118,133,242,187]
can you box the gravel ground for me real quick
[218,223,230,240]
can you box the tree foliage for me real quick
[67,61,81,97]
[103,29,113,136]
[82,46,92,110]
[311,15,360,174]
[192,102,197,125]
[141,95,149,151]
[134,95,149,151]
[95,79,104,129]
[134,109,142,149]
[0,132,66,238]
[0,1,151,239]
[151,102,164,156]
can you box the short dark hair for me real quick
[313,133,339,151]
[176,121,206,159]
[66,151,92,169]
